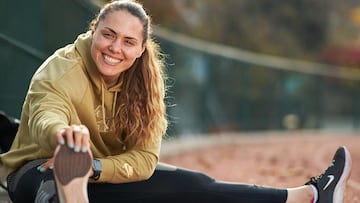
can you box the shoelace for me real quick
[305,159,335,185]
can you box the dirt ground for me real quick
[160,131,360,202]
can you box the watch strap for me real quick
[90,159,102,181]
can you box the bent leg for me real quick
[88,162,287,203]
[7,159,56,203]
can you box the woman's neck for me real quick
[103,76,120,88]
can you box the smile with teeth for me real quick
[103,54,122,65]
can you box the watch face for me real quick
[93,159,102,171]
[92,159,102,180]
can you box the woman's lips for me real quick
[103,54,122,65]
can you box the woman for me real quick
[0,0,352,203]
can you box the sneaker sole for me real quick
[333,146,352,203]
[53,145,92,203]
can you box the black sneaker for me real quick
[305,146,352,203]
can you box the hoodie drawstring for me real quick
[101,83,109,131]
[112,90,118,129]
[101,83,118,131]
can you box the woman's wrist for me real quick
[90,159,102,180]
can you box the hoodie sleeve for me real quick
[26,48,89,152]
[27,79,72,152]
[95,134,162,183]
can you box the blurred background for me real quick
[1,0,360,137]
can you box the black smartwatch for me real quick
[90,159,102,181]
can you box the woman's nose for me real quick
[109,41,123,53]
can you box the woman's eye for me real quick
[125,40,135,46]
[103,33,114,39]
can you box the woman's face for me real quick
[91,10,145,87]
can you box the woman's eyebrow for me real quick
[104,27,140,42]
[104,27,117,35]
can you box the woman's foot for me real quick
[305,146,352,203]
[53,144,92,203]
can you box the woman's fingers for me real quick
[65,126,75,149]
[79,125,90,153]
[37,158,55,172]
[73,125,82,152]
[56,125,90,153]
[55,128,66,145]
[73,125,89,152]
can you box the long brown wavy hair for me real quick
[89,0,168,146]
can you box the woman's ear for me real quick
[137,45,146,58]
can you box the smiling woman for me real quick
[90,10,145,87]
[0,1,353,203]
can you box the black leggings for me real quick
[7,160,287,203]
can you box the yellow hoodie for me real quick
[0,32,161,183]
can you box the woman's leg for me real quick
[8,161,288,203]
[87,146,351,203]
[7,146,351,203]
[88,163,288,203]
[7,159,56,203]
[287,186,314,203]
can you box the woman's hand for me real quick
[37,157,55,172]
[55,125,91,153]
[37,125,91,173]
